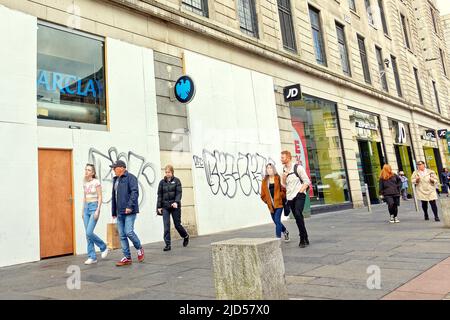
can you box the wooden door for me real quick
[38,149,74,258]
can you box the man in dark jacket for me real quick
[110,160,144,266]
[157,164,189,251]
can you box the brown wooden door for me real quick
[38,149,74,258]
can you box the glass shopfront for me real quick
[37,22,106,129]
[420,127,443,178]
[290,95,349,208]
[349,108,386,204]
[389,119,415,196]
[437,129,450,169]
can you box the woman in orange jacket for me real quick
[260,163,290,241]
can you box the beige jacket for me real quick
[411,169,438,201]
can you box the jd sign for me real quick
[283,84,302,102]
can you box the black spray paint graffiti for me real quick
[88,147,157,206]
[193,149,276,198]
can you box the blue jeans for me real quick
[83,202,107,260]
[271,208,287,238]
[117,213,142,259]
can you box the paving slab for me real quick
[1,201,450,300]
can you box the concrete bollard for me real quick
[440,197,450,228]
[211,238,288,300]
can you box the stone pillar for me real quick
[440,198,450,228]
[211,238,288,300]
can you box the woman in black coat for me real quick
[379,164,402,224]
[157,165,189,251]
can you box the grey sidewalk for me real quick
[1,200,450,300]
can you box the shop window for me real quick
[349,108,386,204]
[289,96,349,207]
[37,23,106,128]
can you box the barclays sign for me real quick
[37,69,103,98]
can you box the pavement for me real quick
[1,199,450,300]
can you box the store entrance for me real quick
[394,145,415,197]
[357,140,385,204]
[424,146,443,179]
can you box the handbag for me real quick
[107,222,120,250]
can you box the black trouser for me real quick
[163,207,188,246]
[385,196,400,217]
[288,193,308,242]
[421,200,439,219]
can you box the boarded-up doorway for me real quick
[38,149,74,258]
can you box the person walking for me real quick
[379,165,402,223]
[260,163,290,241]
[411,161,440,222]
[281,150,311,248]
[157,165,189,252]
[399,171,409,201]
[110,160,145,266]
[82,164,108,265]
[440,168,450,197]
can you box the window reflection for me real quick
[37,24,106,126]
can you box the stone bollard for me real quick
[440,197,450,228]
[211,238,288,300]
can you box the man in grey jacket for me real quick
[281,151,311,248]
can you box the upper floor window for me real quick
[182,0,209,17]
[431,7,438,34]
[278,0,296,51]
[432,80,441,114]
[378,0,389,35]
[37,22,106,129]
[336,23,351,76]
[400,13,411,49]
[440,48,447,76]
[413,67,424,105]
[375,46,388,92]
[309,6,327,66]
[365,0,374,25]
[357,35,371,84]
[348,0,356,11]
[238,0,258,38]
[391,55,402,97]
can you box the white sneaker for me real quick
[101,248,109,259]
[389,215,395,223]
[394,217,400,223]
[84,258,97,265]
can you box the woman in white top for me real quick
[83,164,108,264]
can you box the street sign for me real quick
[283,84,302,102]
